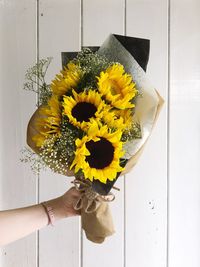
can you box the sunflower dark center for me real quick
[85,137,114,169]
[72,102,97,122]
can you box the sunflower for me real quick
[70,122,124,183]
[100,104,133,131]
[115,108,133,130]
[32,95,61,147]
[62,89,106,131]
[51,62,81,96]
[97,63,137,109]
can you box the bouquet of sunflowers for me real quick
[24,34,163,243]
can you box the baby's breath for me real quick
[22,49,142,176]
[121,122,142,142]
[74,48,111,89]
[20,147,47,175]
[23,57,52,106]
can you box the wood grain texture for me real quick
[38,1,81,267]
[82,1,125,267]
[169,1,200,266]
[125,1,168,266]
[0,0,37,266]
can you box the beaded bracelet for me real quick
[41,202,55,226]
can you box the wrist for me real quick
[43,197,70,223]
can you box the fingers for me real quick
[68,186,81,197]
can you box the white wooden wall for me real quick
[0,0,200,266]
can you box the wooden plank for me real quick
[169,1,200,266]
[38,1,81,267]
[82,1,125,267]
[125,1,168,266]
[0,0,37,266]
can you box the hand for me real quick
[44,187,81,222]
[61,187,81,217]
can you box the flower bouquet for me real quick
[24,34,163,243]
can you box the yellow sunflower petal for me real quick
[97,63,137,109]
[32,95,61,148]
[70,124,124,183]
[62,89,106,131]
[51,62,81,96]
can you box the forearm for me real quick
[0,203,48,246]
[0,196,68,246]
[0,188,80,246]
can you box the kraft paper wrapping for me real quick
[26,34,164,243]
[82,203,115,243]
[81,91,163,244]
[81,198,115,243]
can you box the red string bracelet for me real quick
[41,202,55,226]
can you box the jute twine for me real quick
[72,179,116,213]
